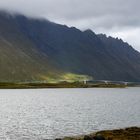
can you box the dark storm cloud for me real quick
[0,0,140,51]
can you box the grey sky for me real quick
[0,0,140,51]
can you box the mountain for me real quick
[0,11,140,82]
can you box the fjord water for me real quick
[0,88,140,140]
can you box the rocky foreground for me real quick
[56,127,140,140]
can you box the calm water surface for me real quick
[0,88,140,140]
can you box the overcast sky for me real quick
[0,0,140,51]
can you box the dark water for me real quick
[0,88,140,140]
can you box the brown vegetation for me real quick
[60,127,140,140]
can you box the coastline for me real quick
[57,127,140,140]
[0,82,127,89]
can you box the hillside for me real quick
[0,11,140,82]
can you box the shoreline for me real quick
[1,80,140,89]
[0,82,128,89]
[57,127,140,140]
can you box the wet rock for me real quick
[93,135,105,140]
[84,135,93,140]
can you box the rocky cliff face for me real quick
[0,11,140,82]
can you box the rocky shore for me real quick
[56,127,140,140]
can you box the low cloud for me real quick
[0,0,140,51]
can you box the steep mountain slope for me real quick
[0,12,61,82]
[0,11,140,82]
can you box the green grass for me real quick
[0,81,126,89]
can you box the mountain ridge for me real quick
[0,11,140,82]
